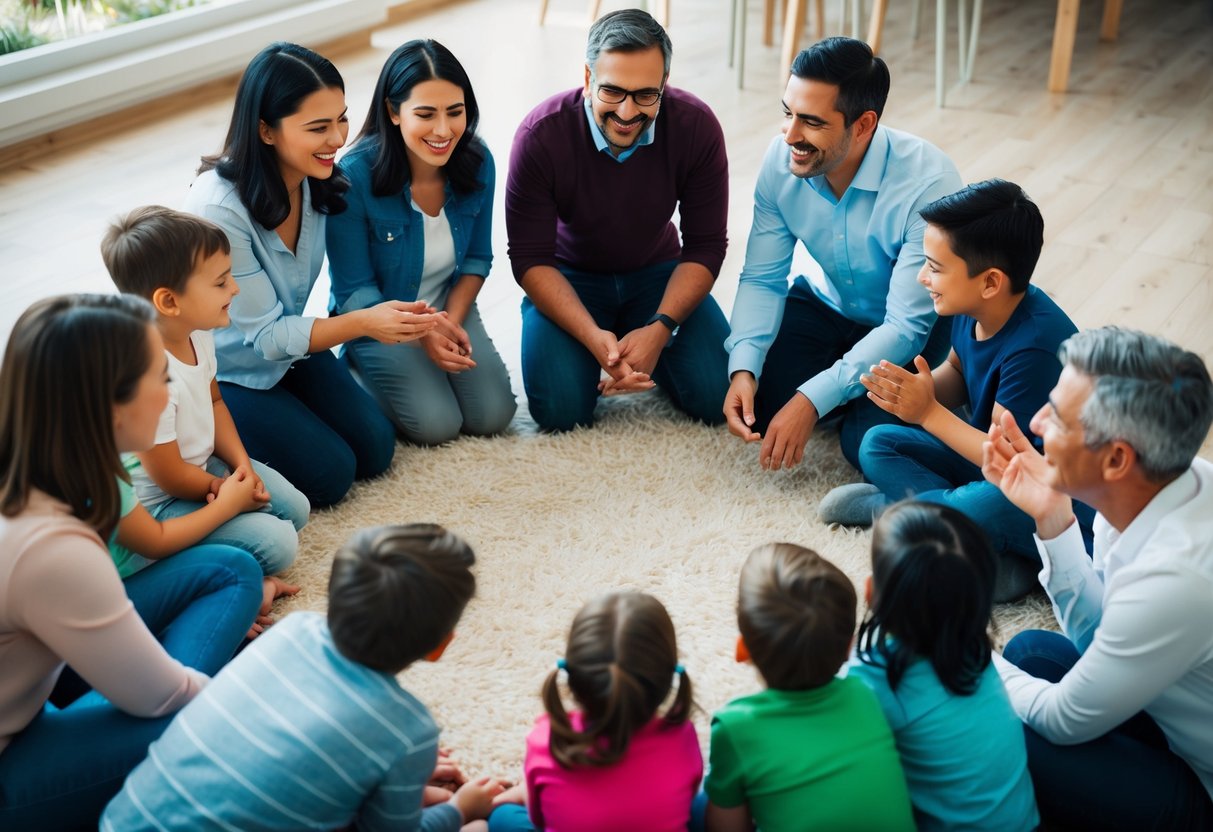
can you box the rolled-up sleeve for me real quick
[460,148,495,279]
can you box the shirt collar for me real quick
[807,124,889,199]
[1107,463,1200,559]
[583,96,656,163]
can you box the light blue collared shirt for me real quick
[183,169,325,390]
[583,96,656,163]
[725,126,963,417]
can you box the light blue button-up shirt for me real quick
[184,169,326,390]
[583,96,656,163]
[726,126,963,417]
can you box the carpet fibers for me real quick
[272,392,1055,779]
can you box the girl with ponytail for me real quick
[489,591,701,831]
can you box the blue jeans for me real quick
[521,261,730,432]
[1003,630,1213,831]
[860,424,1039,561]
[130,457,309,576]
[348,302,516,445]
[753,279,952,469]
[220,349,396,508]
[0,544,262,831]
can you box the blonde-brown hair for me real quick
[738,543,857,690]
[0,294,156,540]
[101,205,230,299]
[542,591,693,769]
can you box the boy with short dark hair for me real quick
[819,179,1089,600]
[702,543,914,832]
[101,206,308,619]
[102,524,505,831]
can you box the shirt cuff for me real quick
[727,342,767,380]
[461,256,491,279]
[797,373,844,420]
[1033,517,1086,591]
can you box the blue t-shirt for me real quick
[848,654,1039,832]
[952,284,1077,443]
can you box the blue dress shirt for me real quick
[183,169,326,390]
[326,138,495,315]
[726,127,962,417]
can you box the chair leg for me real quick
[1100,0,1122,41]
[935,0,946,106]
[1048,0,1080,93]
[763,0,775,46]
[965,0,983,81]
[813,0,824,38]
[780,0,808,77]
[910,0,921,40]
[851,0,861,38]
[654,0,670,26]
[738,0,748,88]
[539,0,549,24]
[867,0,888,53]
[589,0,601,22]
[957,0,967,81]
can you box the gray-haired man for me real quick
[983,326,1213,831]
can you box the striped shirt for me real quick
[101,612,461,832]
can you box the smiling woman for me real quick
[182,42,442,508]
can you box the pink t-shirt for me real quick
[524,712,703,832]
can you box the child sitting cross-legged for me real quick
[703,543,915,832]
[102,523,506,831]
[489,591,703,832]
[848,501,1039,831]
[101,206,310,629]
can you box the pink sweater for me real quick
[524,713,703,832]
[0,490,206,754]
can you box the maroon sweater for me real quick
[505,87,728,282]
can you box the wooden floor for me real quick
[3,0,1212,421]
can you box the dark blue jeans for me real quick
[520,261,731,432]
[220,348,396,508]
[0,544,262,831]
[1003,630,1213,831]
[753,278,952,469]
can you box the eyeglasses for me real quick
[595,84,663,107]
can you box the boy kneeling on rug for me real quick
[102,523,505,831]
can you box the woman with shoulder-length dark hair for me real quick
[327,39,515,446]
[184,42,443,507]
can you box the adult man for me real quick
[984,326,1213,830]
[724,37,962,471]
[506,9,730,431]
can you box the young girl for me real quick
[489,591,702,832]
[184,42,443,507]
[849,501,1039,831]
[327,39,515,445]
[0,294,263,830]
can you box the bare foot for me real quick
[244,613,274,641]
[260,575,301,616]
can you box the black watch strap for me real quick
[646,312,680,333]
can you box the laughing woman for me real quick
[327,40,516,446]
[185,43,442,507]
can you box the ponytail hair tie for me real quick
[675,664,685,674]
[556,658,567,670]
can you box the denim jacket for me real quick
[327,139,494,315]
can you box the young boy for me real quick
[101,206,308,619]
[101,524,505,831]
[818,179,1089,599]
[703,543,914,832]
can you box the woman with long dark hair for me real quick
[327,39,515,445]
[185,42,441,506]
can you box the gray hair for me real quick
[586,8,672,78]
[1059,326,1213,481]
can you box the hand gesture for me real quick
[616,322,668,377]
[431,747,468,789]
[250,470,270,504]
[431,311,473,357]
[982,410,1075,538]
[724,372,761,442]
[213,465,262,514]
[422,331,477,373]
[587,328,654,396]
[861,356,937,425]
[361,300,440,345]
[759,393,818,471]
[450,777,508,823]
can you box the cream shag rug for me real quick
[273,391,1055,779]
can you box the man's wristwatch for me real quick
[645,312,681,339]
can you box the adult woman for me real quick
[0,294,262,830]
[185,42,437,506]
[327,40,515,445]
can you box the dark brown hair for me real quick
[542,591,693,769]
[738,543,857,690]
[0,294,156,540]
[327,523,476,674]
[101,205,231,299]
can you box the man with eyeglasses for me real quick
[724,37,962,474]
[506,8,730,431]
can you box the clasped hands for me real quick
[589,323,665,396]
[364,299,476,373]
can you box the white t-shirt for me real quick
[413,201,457,305]
[129,330,218,507]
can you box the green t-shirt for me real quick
[705,676,915,832]
[108,461,145,579]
